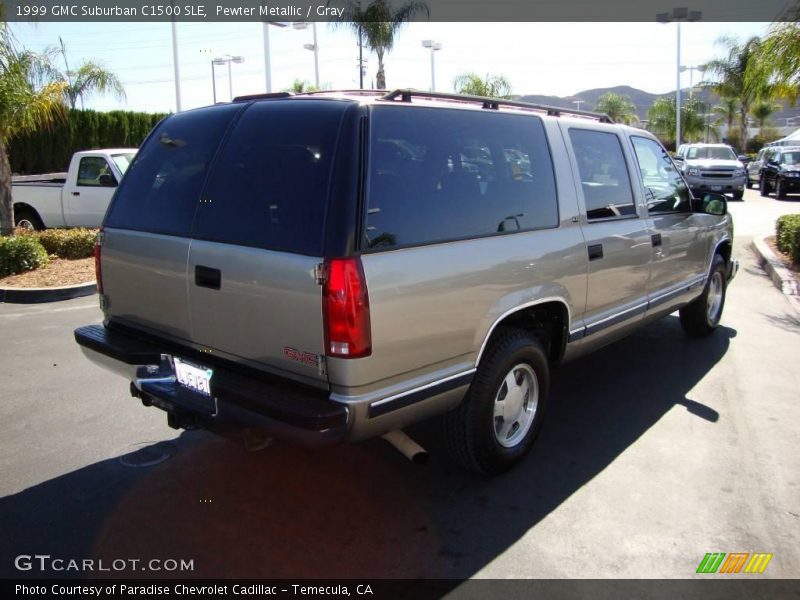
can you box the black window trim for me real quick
[359,104,561,255]
[568,126,640,223]
[629,134,692,217]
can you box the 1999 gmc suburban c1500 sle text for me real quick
[74,90,738,475]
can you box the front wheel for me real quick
[775,178,786,200]
[746,179,753,189]
[759,177,770,197]
[443,329,549,475]
[679,255,727,337]
[14,208,44,231]
[733,190,744,201]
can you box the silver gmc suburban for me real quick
[75,90,738,474]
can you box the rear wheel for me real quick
[746,178,753,189]
[733,190,744,201]
[14,208,44,231]
[679,254,727,337]
[759,177,770,197]
[443,329,549,475]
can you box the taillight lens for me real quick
[323,257,371,358]
[94,228,104,295]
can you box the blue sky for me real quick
[10,21,769,113]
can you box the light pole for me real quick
[262,21,288,93]
[573,99,584,111]
[657,7,702,148]
[294,22,320,89]
[421,40,442,92]
[681,64,705,98]
[170,0,182,112]
[213,55,245,101]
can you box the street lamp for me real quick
[680,64,705,98]
[573,99,584,111]
[212,54,245,101]
[421,39,442,92]
[293,22,320,89]
[657,7,702,148]
[262,22,288,93]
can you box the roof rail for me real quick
[380,89,614,123]
[232,92,293,102]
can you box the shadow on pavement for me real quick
[0,316,734,580]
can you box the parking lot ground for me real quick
[0,189,798,580]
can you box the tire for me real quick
[746,178,753,189]
[775,178,786,200]
[443,329,550,475]
[733,190,744,201]
[679,254,727,337]
[759,176,770,197]
[14,208,45,231]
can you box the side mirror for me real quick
[696,192,727,216]
[98,173,117,187]
[673,155,685,163]
[737,155,749,162]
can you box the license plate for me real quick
[173,357,213,396]
[711,185,722,191]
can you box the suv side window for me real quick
[631,136,691,214]
[364,106,558,250]
[568,129,636,220]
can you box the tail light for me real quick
[94,228,104,295]
[323,257,371,358]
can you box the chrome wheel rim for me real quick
[493,363,538,448]
[16,219,35,231]
[707,271,724,322]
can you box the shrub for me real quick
[37,228,97,259]
[776,214,800,264]
[0,235,50,277]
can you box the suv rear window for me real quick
[192,100,349,255]
[364,106,558,250]
[105,104,241,236]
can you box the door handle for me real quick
[651,233,662,247]
[71,191,80,196]
[195,265,221,290]
[588,244,604,261]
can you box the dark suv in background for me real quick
[759,146,800,199]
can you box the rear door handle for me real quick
[651,233,662,247]
[71,191,80,196]
[195,265,221,290]
[588,244,604,261]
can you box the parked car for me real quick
[747,147,770,189]
[12,149,137,229]
[74,90,737,475]
[759,145,800,199]
[673,143,747,200]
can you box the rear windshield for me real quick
[105,104,242,236]
[192,100,348,255]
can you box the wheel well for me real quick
[485,301,568,363]
[13,203,39,219]
[716,240,732,265]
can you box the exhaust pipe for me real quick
[382,430,428,465]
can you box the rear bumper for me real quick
[74,324,349,446]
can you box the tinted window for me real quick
[365,106,558,249]
[192,100,348,255]
[686,146,736,160]
[569,129,636,220]
[781,151,799,165]
[77,157,115,187]
[105,104,241,236]
[631,136,691,214]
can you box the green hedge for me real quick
[8,109,167,174]
[0,235,50,277]
[37,228,97,259]
[776,214,800,264]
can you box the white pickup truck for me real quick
[12,149,137,229]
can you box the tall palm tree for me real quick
[749,22,800,106]
[703,35,768,152]
[712,97,738,133]
[594,92,638,125]
[330,0,429,90]
[750,100,781,130]
[0,41,67,236]
[57,38,125,109]
[647,96,706,145]
[452,72,512,98]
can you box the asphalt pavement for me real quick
[0,188,798,581]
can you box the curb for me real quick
[0,281,97,304]
[751,236,800,313]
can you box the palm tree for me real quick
[750,100,781,131]
[750,22,800,105]
[594,92,638,125]
[712,97,738,133]
[647,96,706,145]
[452,72,512,98]
[286,79,319,93]
[57,38,125,109]
[703,35,768,152]
[330,0,429,90]
[0,41,67,236]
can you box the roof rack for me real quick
[232,91,293,102]
[380,89,614,123]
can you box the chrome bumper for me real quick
[727,258,739,282]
